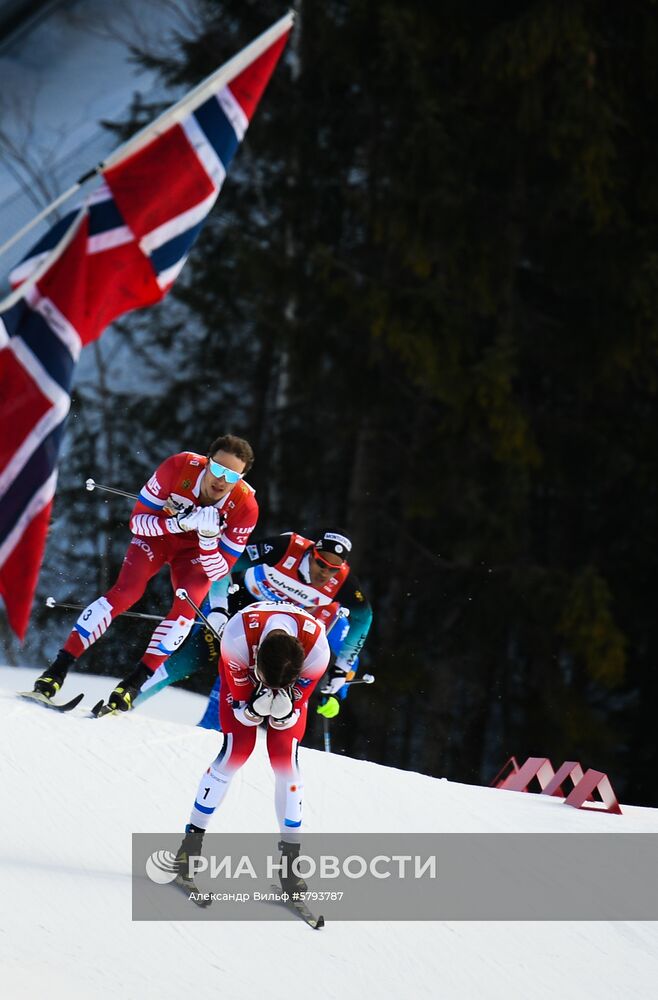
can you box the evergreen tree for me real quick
[12,0,657,804]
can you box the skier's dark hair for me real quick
[207,434,254,473]
[257,633,304,688]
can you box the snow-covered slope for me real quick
[0,664,207,725]
[1,674,657,1000]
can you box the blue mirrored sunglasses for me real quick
[208,458,243,484]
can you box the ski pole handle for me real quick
[85,478,139,501]
[324,605,349,637]
[175,588,224,643]
[345,673,375,686]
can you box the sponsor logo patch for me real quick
[324,532,352,551]
[131,538,154,561]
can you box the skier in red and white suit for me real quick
[34,434,258,710]
[175,601,330,893]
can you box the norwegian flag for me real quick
[0,16,292,640]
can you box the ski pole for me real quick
[85,478,139,501]
[45,596,205,626]
[319,607,359,754]
[320,674,375,754]
[85,478,193,515]
[175,588,225,643]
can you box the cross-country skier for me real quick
[33,434,258,711]
[208,530,373,719]
[175,600,330,896]
[154,529,373,727]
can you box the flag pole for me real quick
[103,10,295,169]
[0,10,295,265]
[0,207,86,312]
[0,170,97,264]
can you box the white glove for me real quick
[164,506,200,534]
[269,709,300,731]
[321,666,348,695]
[270,688,294,721]
[206,608,229,640]
[196,507,221,538]
[250,685,275,717]
[233,701,265,727]
[176,506,201,532]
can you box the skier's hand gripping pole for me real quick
[345,673,375,686]
[175,588,225,643]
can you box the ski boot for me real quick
[173,824,211,907]
[106,662,152,712]
[34,649,75,699]
[175,823,206,881]
[278,840,308,896]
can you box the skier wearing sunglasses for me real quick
[187,529,373,726]
[32,434,258,711]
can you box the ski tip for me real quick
[313,915,325,929]
[91,699,121,718]
[18,690,84,712]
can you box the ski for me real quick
[18,690,84,713]
[270,884,325,929]
[172,874,212,908]
[90,699,121,718]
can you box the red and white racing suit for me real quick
[189,602,330,836]
[62,452,258,672]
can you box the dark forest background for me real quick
[3,0,658,805]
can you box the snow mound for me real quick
[1,677,657,1000]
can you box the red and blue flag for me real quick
[0,16,292,639]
